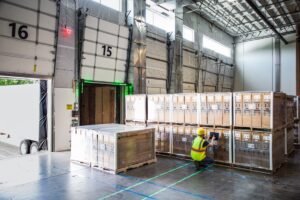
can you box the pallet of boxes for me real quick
[171,94,199,157]
[70,124,156,174]
[200,93,233,165]
[233,92,286,173]
[147,94,172,154]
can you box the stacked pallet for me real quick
[71,124,156,174]
[127,93,232,163]
[233,92,286,171]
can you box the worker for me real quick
[191,128,215,170]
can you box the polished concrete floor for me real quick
[0,150,299,200]
[0,141,19,160]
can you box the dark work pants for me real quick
[194,157,214,170]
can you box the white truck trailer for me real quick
[0,81,48,154]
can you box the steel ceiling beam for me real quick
[245,0,288,44]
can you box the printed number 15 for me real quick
[102,45,112,57]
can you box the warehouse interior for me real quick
[0,0,300,199]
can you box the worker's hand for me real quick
[212,136,216,140]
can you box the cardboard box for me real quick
[214,94,223,126]
[185,94,198,124]
[242,93,252,127]
[234,93,243,126]
[223,93,232,126]
[164,95,172,123]
[262,93,271,129]
[207,94,215,125]
[158,95,165,122]
[252,93,262,128]
[199,94,208,125]
[147,95,159,122]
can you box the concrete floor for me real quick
[0,141,19,160]
[0,151,299,200]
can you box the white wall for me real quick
[281,34,297,95]
[235,34,296,95]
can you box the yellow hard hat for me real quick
[197,128,206,136]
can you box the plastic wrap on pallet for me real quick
[125,95,147,122]
[233,129,284,171]
[71,124,156,173]
[148,95,166,123]
[184,94,199,124]
[205,128,232,164]
[233,92,286,129]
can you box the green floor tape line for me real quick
[141,165,213,200]
[98,162,192,200]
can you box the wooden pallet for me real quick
[92,158,157,174]
[231,163,282,175]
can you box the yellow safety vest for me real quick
[191,136,207,161]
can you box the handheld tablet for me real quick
[209,132,219,140]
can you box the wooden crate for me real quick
[71,124,156,174]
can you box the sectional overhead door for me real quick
[81,15,129,83]
[182,48,197,93]
[146,32,168,94]
[0,0,57,77]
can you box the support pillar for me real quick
[296,24,300,95]
[274,37,281,92]
[128,0,146,94]
[171,0,183,93]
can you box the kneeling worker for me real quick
[191,128,215,170]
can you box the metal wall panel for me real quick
[81,15,129,83]
[183,50,195,68]
[182,66,196,83]
[0,0,57,77]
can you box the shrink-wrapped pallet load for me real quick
[125,95,147,122]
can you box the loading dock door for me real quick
[0,0,57,77]
[80,15,129,83]
[80,85,117,125]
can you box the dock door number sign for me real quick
[9,23,28,40]
[101,45,112,57]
